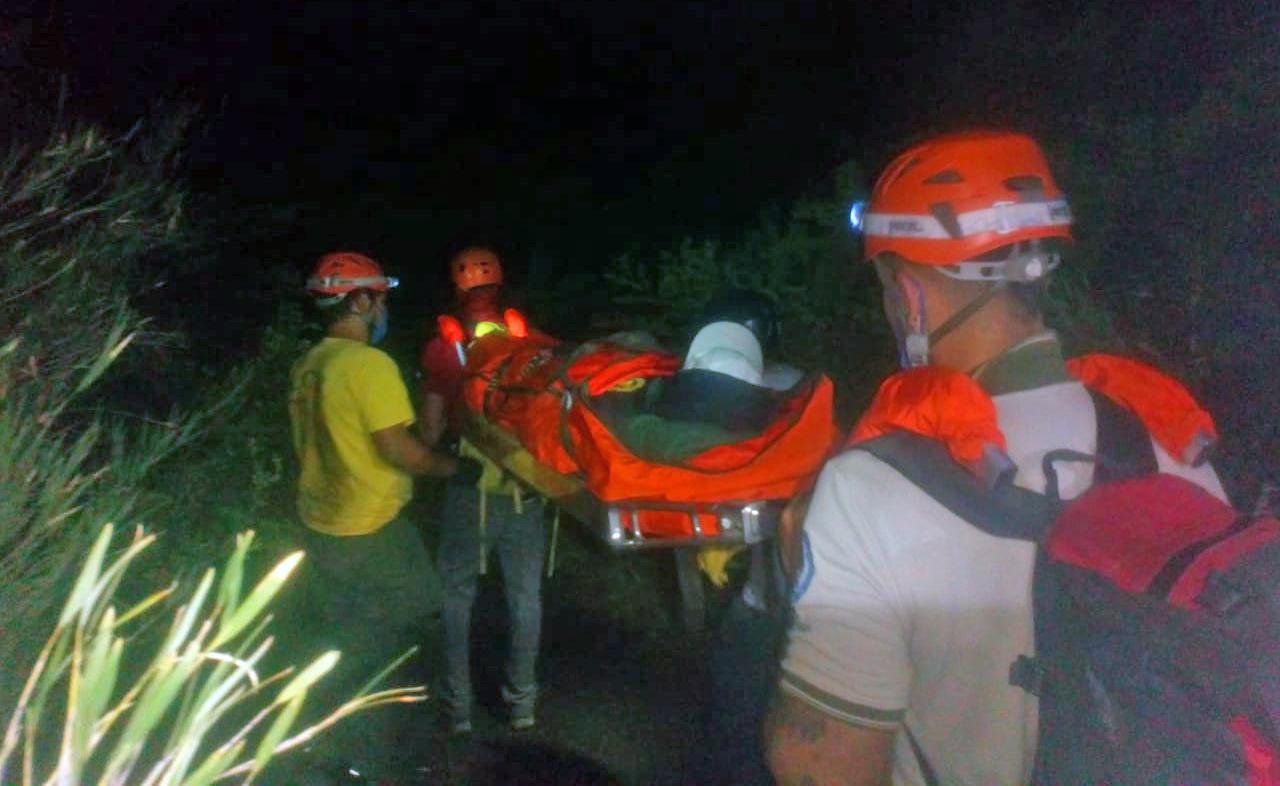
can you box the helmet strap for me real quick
[313,292,347,308]
[927,280,1008,353]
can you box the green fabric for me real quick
[971,333,1071,396]
[594,375,750,464]
[612,413,747,464]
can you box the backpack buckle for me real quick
[1009,654,1044,696]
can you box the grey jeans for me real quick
[438,484,546,721]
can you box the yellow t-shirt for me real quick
[289,338,416,536]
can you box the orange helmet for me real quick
[450,247,503,292]
[862,131,1073,278]
[305,252,398,305]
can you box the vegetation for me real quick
[601,161,1121,421]
[1,524,424,786]
[1,12,1272,776]
[600,160,893,417]
[0,120,360,777]
[0,120,209,665]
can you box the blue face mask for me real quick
[370,305,389,345]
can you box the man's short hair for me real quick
[980,238,1067,321]
[876,238,1065,324]
[311,288,376,327]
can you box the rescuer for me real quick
[690,290,806,786]
[766,132,1225,786]
[290,250,476,778]
[419,246,547,734]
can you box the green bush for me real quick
[0,121,211,672]
[141,303,315,571]
[0,118,420,781]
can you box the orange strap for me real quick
[438,314,466,344]
[503,308,529,338]
[846,355,1216,474]
[566,348,680,396]
[1066,354,1217,465]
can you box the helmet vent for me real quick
[923,169,965,185]
[928,203,964,239]
[890,156,924,184]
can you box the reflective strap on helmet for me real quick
[305,274,400,293]
[863,199,1071,240]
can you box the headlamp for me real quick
[848,200,867,233]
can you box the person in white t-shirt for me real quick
[765,132,1225,786]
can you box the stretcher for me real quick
[455,331,840,552]
[461,411,786,549]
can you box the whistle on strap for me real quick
[438,315,468,366]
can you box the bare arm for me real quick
[766,692,895,786]
[419,392,448,448]
[778,491,812,584]
[373,423,458,477]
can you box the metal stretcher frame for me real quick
[459,412,781,551]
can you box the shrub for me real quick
[0,120,211,671]
[140,303,315,570]
[0,524,424,786]
[602,160,896,419]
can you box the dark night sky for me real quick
[4,0,1277,492]
[3,0,1273,274]
[27,4,958,202]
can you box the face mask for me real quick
[369,303,389,345]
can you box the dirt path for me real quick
[266,520,721,786]
[440,573,710,785]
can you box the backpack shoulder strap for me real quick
[502,308,529,338]
[1088,389,1158,483]
[855,431,1056,543]
[437,314,466,342]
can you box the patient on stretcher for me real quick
[605,321,784,464]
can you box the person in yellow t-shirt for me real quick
[289,251,479,781]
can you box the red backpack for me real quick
[851,356,1280,785]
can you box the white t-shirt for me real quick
[779,379,1225,786]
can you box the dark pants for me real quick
[438,485,546,722]
[700,544,789,786]
[299,515,441,775]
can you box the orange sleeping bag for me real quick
[459,332,840,527]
